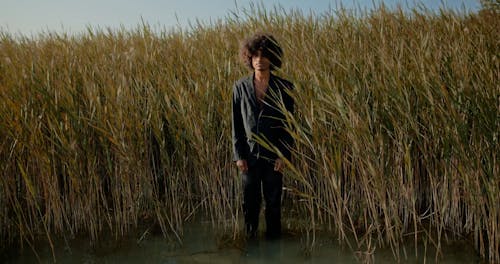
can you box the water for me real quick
[4,222,481,263]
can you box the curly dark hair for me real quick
[240,33,283,71]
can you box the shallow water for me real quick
[5,221,481,263]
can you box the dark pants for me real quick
[242,159,282,239]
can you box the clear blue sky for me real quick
[1,0,482,36]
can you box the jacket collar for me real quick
[244,73,277,110]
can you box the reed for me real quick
[0,3,498,263]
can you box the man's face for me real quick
[252,50,271,72]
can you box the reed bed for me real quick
[0,4,498,263]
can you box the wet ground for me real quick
[4,221,482,263]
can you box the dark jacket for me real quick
[232,73,294,165]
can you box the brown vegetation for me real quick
[0,4,498,263]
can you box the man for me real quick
[232,33,294,240]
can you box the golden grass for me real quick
[0,4,498,263]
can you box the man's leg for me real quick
[262,161,283,239]
[242,164,262,238]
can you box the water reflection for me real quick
[5,221,481,263]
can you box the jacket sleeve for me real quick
[278,84,294,161]
[232,83,248,161]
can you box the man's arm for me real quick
[278,83,295,162]
[232,83,249,164]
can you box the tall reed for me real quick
[0,4,498,263]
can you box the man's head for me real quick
[240,33,283,71]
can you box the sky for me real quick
[1,0,482,36]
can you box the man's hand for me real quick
[274,158,285,172]
[236,159,248,173]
